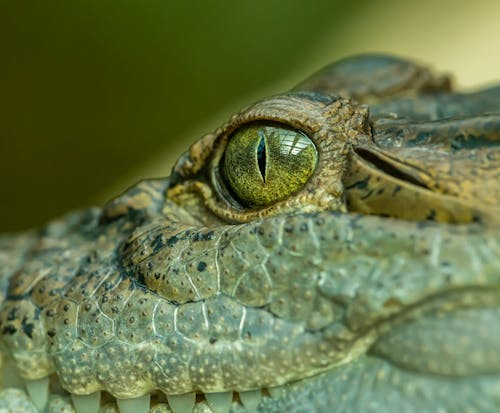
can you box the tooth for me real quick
[25,376,50,412]
[116,394,150,413]
[268,385,284,398]
[166,392,196,413]
[71,392,101,413]
[205,391,233,413]
[239,390,262,411]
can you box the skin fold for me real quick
[0,54,499,413]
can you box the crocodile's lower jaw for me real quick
[3,359,278,413]
[4,354,500,413]
[5,302,500,413]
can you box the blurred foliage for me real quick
[1,0,499,231]
[0,0,359,231]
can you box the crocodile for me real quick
[1,55,500,413]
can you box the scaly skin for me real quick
[1,55,500,412]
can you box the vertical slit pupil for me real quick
[257,133,267,182]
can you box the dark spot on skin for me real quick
[284,224,294,234]
[6,307,18,321]
[136,271,146,285]
[46,309,55,317]
[209,337,217,344]
[193,231,215,242]
[345,175,370,190]
[21,317,35,339]
[166,234,182,248]
[391,185,402,196]
[426,209,436,221]
[84,304,92,311]
[197,261,207,272]
[472,214,483,223]
[152,234,166,254]
[2,325,17,335]
[361,189,374,200]
[47,329,56,338]
[299,223,308,232]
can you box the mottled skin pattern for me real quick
[1,55,500,412]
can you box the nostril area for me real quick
[353,148,428,189]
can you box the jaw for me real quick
[3,186,500,413]
[4,301,500,413]
[2,209,500,413]
[247,293,500,413]
[249,352,500,413]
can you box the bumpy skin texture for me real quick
[1,55,500,412]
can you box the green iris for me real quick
[223,123,317,207]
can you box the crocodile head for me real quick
[1,55,500,413]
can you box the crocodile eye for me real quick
[223,123,318,207]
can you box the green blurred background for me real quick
[1,0,499,231]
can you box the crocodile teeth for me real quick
[166,392,196,413]
[239,390,262,412]
[25,376,50,412]
[71,392,101,413]
[116,394,150,413]
[205,391,233,413]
